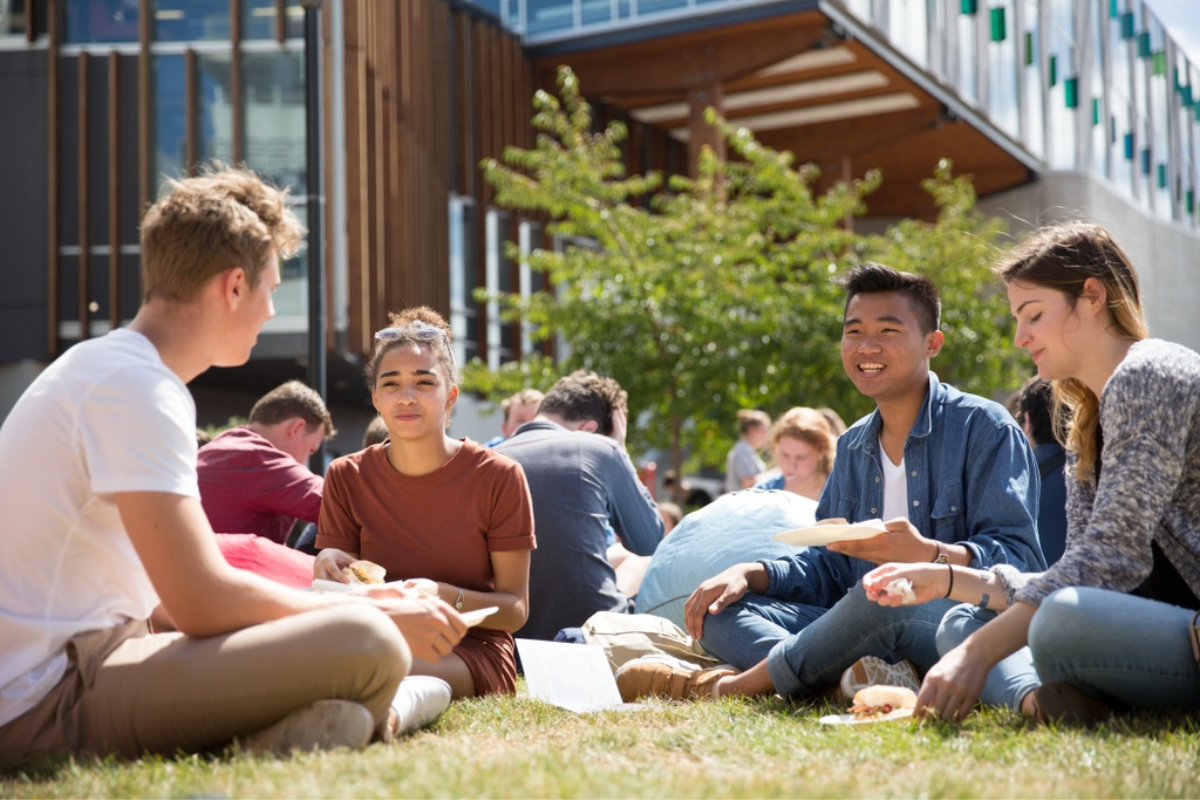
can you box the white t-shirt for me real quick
[879,439,909,522]
[0,329,198,727]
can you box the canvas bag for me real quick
[580,610,723,673]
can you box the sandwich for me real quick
[343,559,386,585]
[847,685,917,720]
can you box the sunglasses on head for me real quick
[374,323,455,364]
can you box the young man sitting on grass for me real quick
[0,165,465,765]
[617,263,1045,703]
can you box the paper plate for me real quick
[461,606,500,627]
[818,707,914,725]
[311,578,407,595]
[772,519,888,547]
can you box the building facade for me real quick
[2,0,1198,450]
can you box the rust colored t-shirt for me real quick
[316,438,535,695]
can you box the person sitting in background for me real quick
[817,406,848,437]
[496,371,664,642]
[0,165,464,763]
[292,414,391,556]
[865,222,1200,726]
[609,501,685,599]
[753,407,838,501]
[1010,376,1068,565]
[315,306,535,700]
[198,380,332,545]
[725,409,770,492]
[362,414,390,448]
[635,490,817,632]
[483,388,544,447]
[618,262,1042,704]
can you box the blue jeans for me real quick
[1028,587,1200,710]
[936,604,1040,710]
[700,585,955,697]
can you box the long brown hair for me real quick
[994,223,1147,483]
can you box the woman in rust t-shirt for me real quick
[315,307,535,698]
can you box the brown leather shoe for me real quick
[1033,682,1112,727]
[615,657,737,702]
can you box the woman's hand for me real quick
[914,642,991,721]
[313,548,357,581]
[862,562,949,607]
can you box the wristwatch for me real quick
[932,541,950,564]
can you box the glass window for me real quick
[956,8,979,103]
[153,0,229,42]
[241,0,303,41]
[241,51,307,195]
[449,195,479,364]
[1044,0,1076,169]
[64,0,139,44]
[153,53,186,187]
[986,0,1018,137]
[889,0,930,68]
[518,220,544,356]
[485,208,514,369]
[273,215,307,317]
[1021,0,1044,158]
[197,53,234,167]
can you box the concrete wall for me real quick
[980,173,1200,352]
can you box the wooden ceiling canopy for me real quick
[537,9,1032,221]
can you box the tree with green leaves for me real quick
[466,66,1024,490]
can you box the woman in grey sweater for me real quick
[861,222,1200,724]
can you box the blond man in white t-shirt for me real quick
[0,165,466,764]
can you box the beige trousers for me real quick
[0,604,409,763]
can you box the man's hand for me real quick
[313,548,357,581]
[683,563,766,640]
[373,594,467,662]
[610,405,628,449]
[827,518,935,565]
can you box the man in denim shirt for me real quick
[617,263,1043,702]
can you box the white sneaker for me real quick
[236,699,374,755]
[392,676,453,736]
[838,656,921,701]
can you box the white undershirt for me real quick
[879,438,909,522]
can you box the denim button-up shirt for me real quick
[760,373,1045,606]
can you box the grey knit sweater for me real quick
[994,339,1200,606]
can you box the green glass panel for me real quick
[1137,31,1151,57]
[1157,164,1167,189]
[1187,190,1195,215]
[1092,97,1101,125]
[1184,86,1194,108]
[1121,11,1135,39]
[1049,55,1058,87]
[1024,31,1033,65]
[1110,0,1119,17]
[1124,133,1134,159]
[1065,77,1079,108]
[961,0,978,14]
[1153,52,1166,76]
[989,7,1006,41]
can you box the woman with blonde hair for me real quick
[315,306,535,700]
[864,222,1200,724]
[753,407,838,501]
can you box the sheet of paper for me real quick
[515,639,644,713]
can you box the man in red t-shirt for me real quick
[198,380,333,545]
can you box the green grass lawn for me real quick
[3,687,1198,799]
